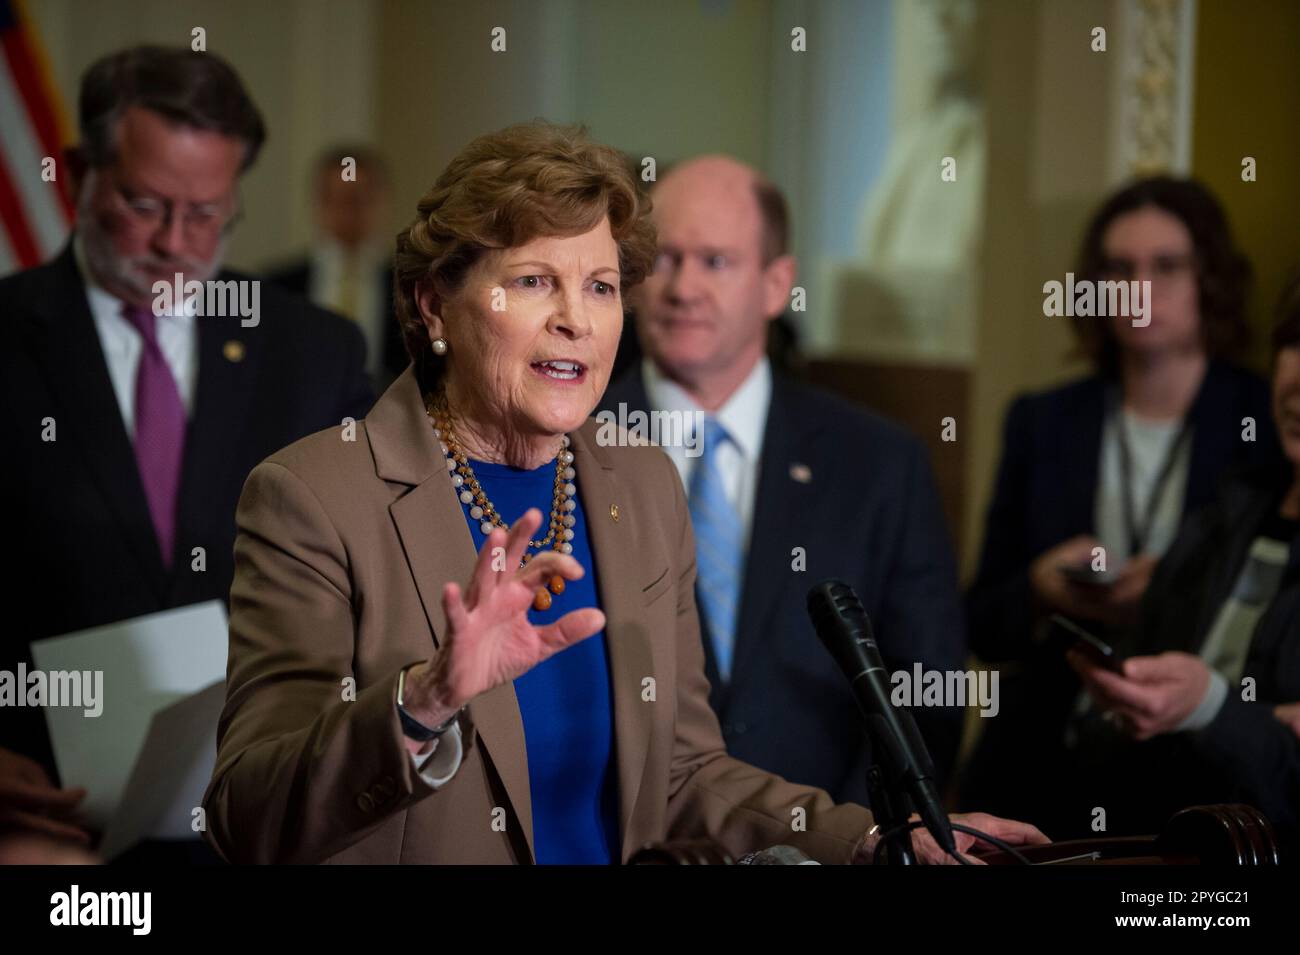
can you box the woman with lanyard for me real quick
[1061,280,1300,848]
[958,177,1284,829]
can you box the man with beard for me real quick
[0,46,372,856]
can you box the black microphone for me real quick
[806,579,957,859]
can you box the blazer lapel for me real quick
[1064,378,1107,535]
[601,366,727,713]
[27,245,169,599]
[570,422,655,861]
[372,389,659,862]
[730,376,817,693]
[170,303,264,594]
[368,370,536,861]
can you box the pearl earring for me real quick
[431,337,448,356]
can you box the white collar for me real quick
[73,233,121,317]
[642,355,772,460]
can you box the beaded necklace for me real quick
[426,393,577,611]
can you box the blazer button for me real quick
[733,722,748,734]
[356,792,375,813]
[373,776,396,802]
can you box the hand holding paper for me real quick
[0,745,90,844]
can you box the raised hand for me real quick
[401,508,605,729]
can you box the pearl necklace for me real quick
[426,395,578,612]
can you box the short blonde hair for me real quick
[393,121,657,385]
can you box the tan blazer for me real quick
[204,368,874,864]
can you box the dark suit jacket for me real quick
[204,368,875,864]
[0,243,374,778]
[1063,464,1300,846]
[958,360,1281,821]
[266,256,407,391]
[599,366,966,805]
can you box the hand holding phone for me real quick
[1049,614,1126,674]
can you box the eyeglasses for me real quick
[1098,253,1196,285]
[112,181,242,239]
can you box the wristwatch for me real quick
[396,666,463,742]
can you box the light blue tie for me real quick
[688,417,743,683]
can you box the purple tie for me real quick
[121,304,186,568]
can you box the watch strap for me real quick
[397,666,462,742]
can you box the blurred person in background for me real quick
[1061,277,1300,848]
[960,177,1283,826]
[268,146,406,391]
[0,45,372,859]
[601,155,966,805]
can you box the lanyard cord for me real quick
[1111,390,1193,556]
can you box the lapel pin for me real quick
[610,504,620,522]
[223,340,246,362]
[790,462,813,484]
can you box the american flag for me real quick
[0,0,72,276]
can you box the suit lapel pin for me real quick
[610,504,620,523]
[223,340,246,362]
[789,462,813,484]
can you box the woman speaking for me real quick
[203,122,1041,864]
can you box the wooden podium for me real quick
[628,805,1281,865]
[976,804,1281,865]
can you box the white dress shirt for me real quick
[410,720,464,787]
[642,356,772,550]
[1094,409,1190,565]
[308,239,387,380]
[75,236,198,437]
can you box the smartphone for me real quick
[1049,614,1126,674]
[1057,563,1120,587]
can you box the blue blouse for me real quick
[458,457,620,864]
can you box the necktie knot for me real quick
[121,304,160,349]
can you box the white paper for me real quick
[98,680,226,860]
[30,600,229,831]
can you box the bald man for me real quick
[600,156,966,804]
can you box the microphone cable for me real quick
[870,819,1033,866]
